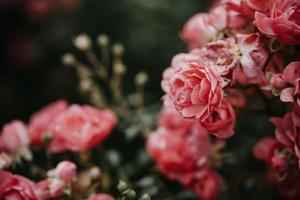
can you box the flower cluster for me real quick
[148,0,300,199]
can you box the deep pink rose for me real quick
[236,33,268,84]
[166,61,224,119]
[253,137,278,161]
[201,99,236,138]
[48,105,117,153]
[254,0,300,45]
[0,171,40,200]
[0,120,29,153]
[49,160,77,182]
[188,168,220,200]
[147,122,210,185]
[87,193,115,200]
[199,40,240,84]
[181,6,227,49]
[34,179,64,199]
[270,113,300,168]
[29,100,68,145]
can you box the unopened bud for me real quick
[62,53,76,66]
[114,63,126,75]
[112,43,124,56]
[97,34,109,46]
[135,72,148,86]
[124,189,136,200]
[74,34,92,51]
[117,180,128,192]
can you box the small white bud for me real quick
[97,34,109,46]
[135,71,148,86]
[74,34,92,51]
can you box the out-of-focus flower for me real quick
[274,172,300,200]
[188,168,220,200]
[165,61,224,120]
[253,137,278,161]
[0,171,40,200]
[48,105,117,153]
[29,100,68,146]
[236,33,268,84]
[201,99,236,138]
[181,6,227,49]
[147,123,210,185]
[34,179,65,199]
[0,152,12,169]
[254,0,300,45]
[48,161,77,182]
[226,88,247,108]
[0,120,29,153]
[87,193,115,200]
[270,74,287,89]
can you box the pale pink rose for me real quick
[87,193,115,200]
[29,100,68,145]
[158,105,193,135]
[181,6,227,49]
[236,33,268,84]
[50,160,77,182]
[199,40,240,84]
[34,179,64,199]
[0,120,29,153]
[254,0,300,45]
[188,168,220,200]
[0,171,40,200]
[167,61,224,120]
[48,105,117,153]
[201,99,236,138]
[253,137,278,161]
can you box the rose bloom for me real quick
[236,33,268,84]
[270,113,300,168]
[0,171,40,200]
[48,160,77,182]
[166,61,224,120]
[87,193,115,200]
[254,0,300,45]
[253,137,278,161]
[199,40,240,84]
[48,105,117,153]
[181,6,227,49]
[280,62,300,106]
[0,120,30,153]
[29,100,68,146]
[188,168,220,200]
[201,99,236,138]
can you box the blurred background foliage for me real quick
[0,0,211,125]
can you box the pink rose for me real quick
[34,179,64,199]
[282,62,300,85]
[270,73,287,89]
[201,99,236,138]
[253,137,278,161]
[181,6,227,49]
[236,33,268,84]
[29,100,68,145]
[226,88,247,108]
[147,122,210,185]
[0,171,40,200]
[48,105,117,153]
[87,193,115,200]
[254,0,300,45]
[0,120,29,153]
[49,160,77,182]
[199,40,240,84]
[166,61,224,119]
[188,168,220,200]
[270,113,300,168]
[158,104,193,134]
